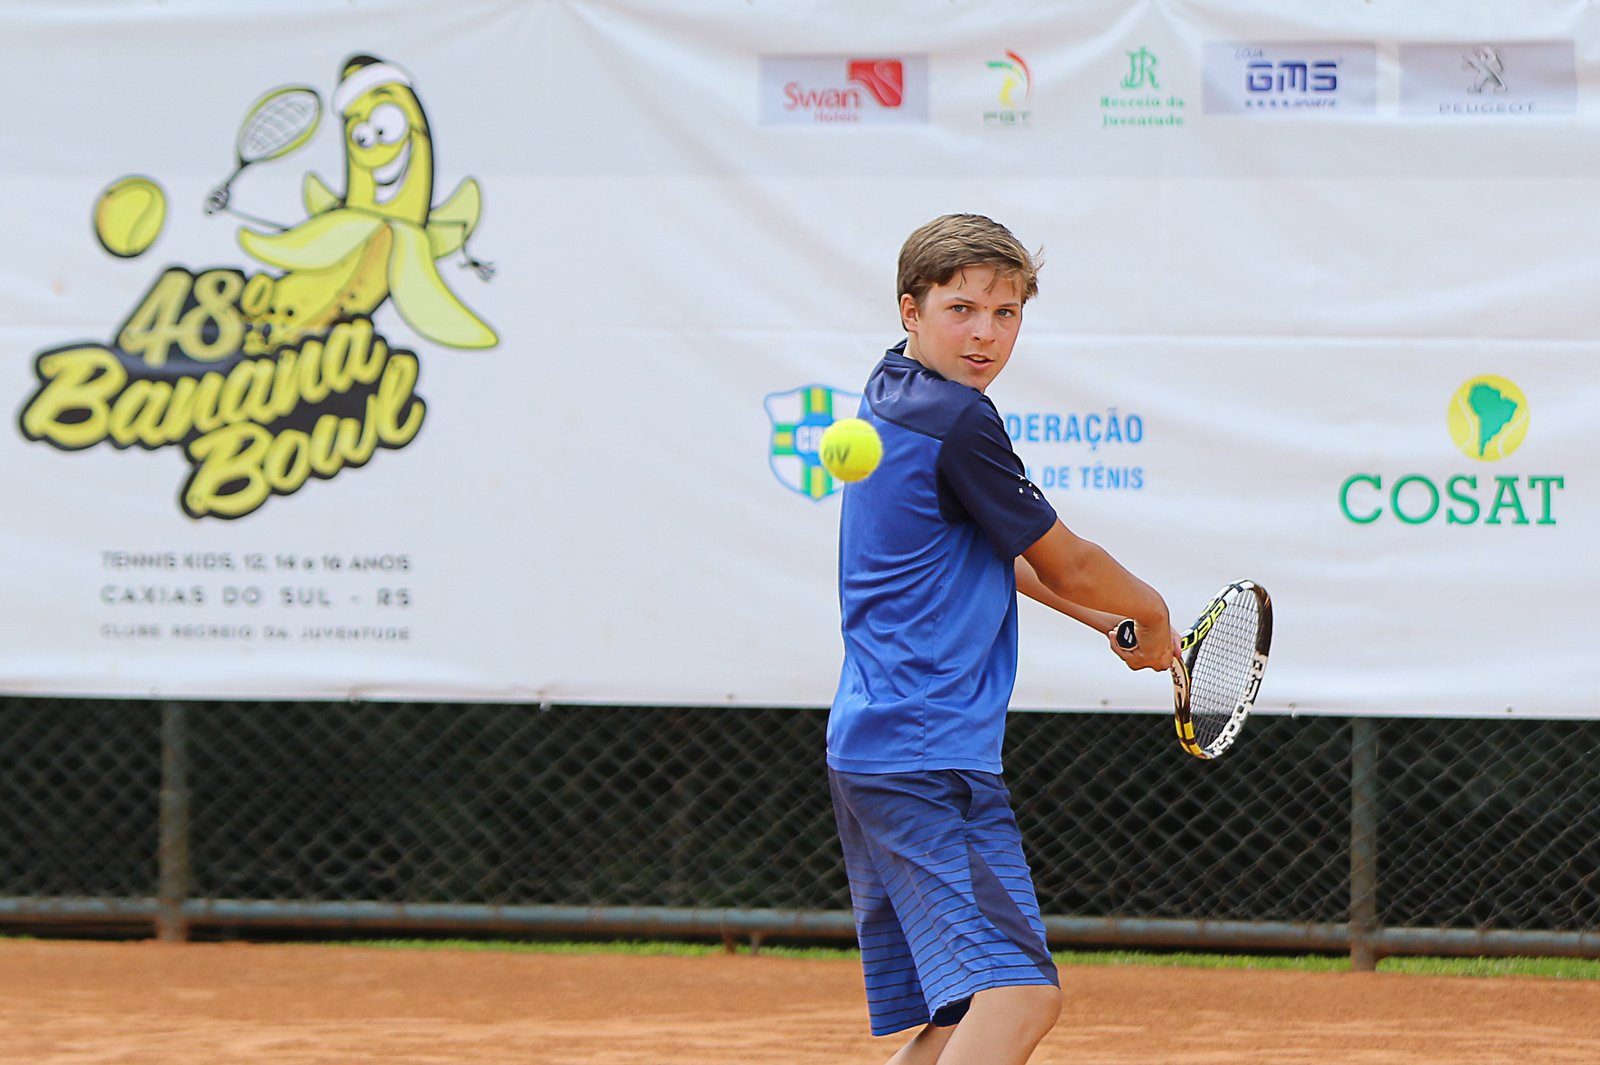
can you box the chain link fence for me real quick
[2,697,1597,961]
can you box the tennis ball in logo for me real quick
[819,418,883,482]
[94,176,167,258]
[1446,375,1529,461]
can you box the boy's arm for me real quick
[1016,520,1178,671]
[1014,557,1124,633]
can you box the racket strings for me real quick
[1185,596,1260,747]
[240,93,320,161]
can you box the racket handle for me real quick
[203,184,230,216]
[1114,619,1138,650]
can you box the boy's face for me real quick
[900,266,1023,393]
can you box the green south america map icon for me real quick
[1446,375,1529,461]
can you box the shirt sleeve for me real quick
[936,398,1058,558]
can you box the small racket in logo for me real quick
[204,86,323,216]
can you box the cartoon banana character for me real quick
[238,55,496,352]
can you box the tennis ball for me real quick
[94,176,167,258]
[819,418,882,483]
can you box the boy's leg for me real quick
[930,984,1062,1065]
[883,1022,954,1065]
[831,771,937,1038]
[836,770,1059,1031]
[884,984,1061,1065]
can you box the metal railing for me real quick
[2,698,1597,967]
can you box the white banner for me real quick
[1,0,1596,717]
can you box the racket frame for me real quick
[1172,580,1271,760]
[1115,579,1272,761]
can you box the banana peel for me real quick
[240,176,495,352]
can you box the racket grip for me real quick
[1114,619,1138,650]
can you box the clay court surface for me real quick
[4,939,1600,1064]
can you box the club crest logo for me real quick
[17,54,497,520]
[764,385,861,500]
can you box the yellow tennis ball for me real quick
[94,175,167,258]
[819,418,882,483]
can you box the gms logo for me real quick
[759,56,929,125]
[17,55,496,520]
[765,385,861,501]
[1339,375,1563,526]
[1203,42,1377,115]
[984,51,1032,128]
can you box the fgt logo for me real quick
[987,51,1032,107]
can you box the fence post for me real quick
[1348,717,1379,971]
[157,701,192,943]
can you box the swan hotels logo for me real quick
[759,56,929,125]
[1338,375,1564,526]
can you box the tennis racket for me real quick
[1116,579,1273,760]
[204,86,323,215]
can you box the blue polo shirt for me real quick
[827,343,1058,774]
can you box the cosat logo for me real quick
[1101,46,1186,129]
[984,51,1032,128]
[1446,374,1528,461]
[1339,375,1563,526]
[765,385,861,501]
[17,55,497,521]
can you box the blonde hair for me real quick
[896,214,1041,318]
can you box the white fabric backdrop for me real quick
[1,0,1595,716]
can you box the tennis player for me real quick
[828,213,1177,1065]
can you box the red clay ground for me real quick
[2,939,1599,1063]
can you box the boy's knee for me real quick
[1005,983,1062,1040]
[1027,983,1063,1030]
[976,982,1061,1034]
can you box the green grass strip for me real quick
[326,939,1600,978]
[9,934,1596,979]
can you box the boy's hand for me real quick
[1108,620,1181,672]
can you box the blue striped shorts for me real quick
[829,768,1059,1037]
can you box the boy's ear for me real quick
[899,292,919,332]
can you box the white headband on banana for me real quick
[334,61,412,114]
